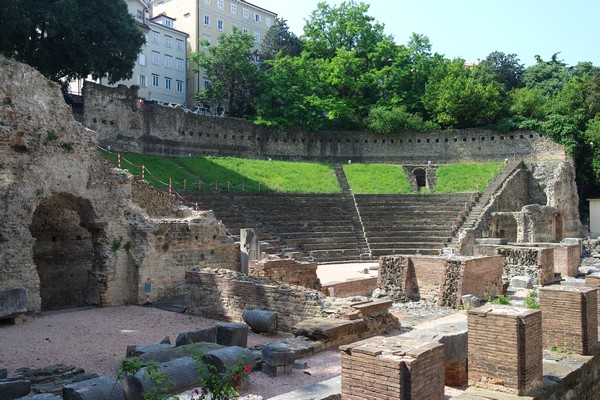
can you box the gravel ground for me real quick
[0,305,342,399]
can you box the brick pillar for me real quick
[585,272,600,326]
[340,336,445,400]
[468,305,542,396]
[539,285,598,355]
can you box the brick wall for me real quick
[184,269,323,331]
[468,305,543,395]
[539,286,598,355]
[340,337,445,400]
[585,273,600,326]
[249,258,321,290]
[378,255,502,306]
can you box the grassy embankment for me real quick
[99,150,503,194]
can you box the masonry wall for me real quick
[494,246,555,285]
[184,269,324,331]
[468,306,543,395]
[132,180,182,217]
[322,277,378,298]
[249,258,321,291]
[83,82,566,164]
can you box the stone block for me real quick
[126,343,172,357]
[292,360,308,369]
[261,363,292,377]
[216,322,248,347]
[62,376,124,400]
[126,357,203,399]
[0,288,27,319]
[461,294,481,309]
[261,342,295,366]
[476,238,508,245]
[510,275,533,289]
[350,299,392,316]
[24,394,62,400]
[175,326,217,346]
[0,379,31,399]
[242,310,278,334]
[206,346,255,374]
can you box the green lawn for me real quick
[99,150,504,194]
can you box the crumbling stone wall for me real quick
[496,246,555,285]
[249,258,321,291]
[378,255,502,305]
[184,269,324,331]
[131,180,182,217]
[0,56,233,311]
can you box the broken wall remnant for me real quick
[474,245,555,285]
[184,269,324,331]
[539,286,598,355]
[0,56,235,311]
[378,255,503,306]
[240,228,260,274]
[249,257,321,291]
[340,336,445,400]
[468,305,543,396]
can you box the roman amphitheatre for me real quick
[2,56,600,400]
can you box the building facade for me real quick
[151,0,276,106]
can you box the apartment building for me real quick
[152,0,277,106]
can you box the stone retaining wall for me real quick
[249,258,321,291]
[184,269,324,331]
[83,82,566,164]
[321,277,378,298]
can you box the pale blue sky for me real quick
[251,0,599,67]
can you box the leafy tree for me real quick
[303,1,391,60]
[255,54,352,130]
[582,68,600,118]
[423,60,504,128]
[522,53,573,96]
[0,0,145,84]
[584,116,600,186]
[258,18,303,63]
[366,106,439,134]
[509,87,549,120]
[190,28,260,117]
[480,51,524,92]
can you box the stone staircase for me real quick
[333,165,372,259]
[355,193,473,256]
[448,160,525,248]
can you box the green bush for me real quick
[366,106,439,134]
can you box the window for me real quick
[165,55,172,68]
[164,35,172,47]
[164,19,173,28]
[176,58,184,71]
[152,31,160,44]
[266,17,272,28]
[176,39,184,51]
[138,53,146,66]
[165,77,172,90]
[176,80,183,93]
[204,0,210,3]
[254,13,261,23]
[217,19,224,31]
[242,9,249,19]
[203,79,211,89]
[136,10,143,21]
[152,74,159,87]
[217,0,224,9]
[138,75,146,87]
[230,4,237,14]
[204,15,210,26]
[152,51,160,64]
[254,32,260,43]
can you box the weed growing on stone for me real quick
[484,292,511,305]
[61,142,74,152]
[111,239,122,251]
[524,288,540,309]
[44,130,58,144]
[192,350,251,400]
[35,188,43,197]
[123,241,132,253]
[550,346,572,356]
[141,361,175,400]
[0,233,7,244]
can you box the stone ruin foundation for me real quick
[377,254,503,307]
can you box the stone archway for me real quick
[29,193,104,310]
[413,168,427,189]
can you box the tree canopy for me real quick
[0,0,145,84]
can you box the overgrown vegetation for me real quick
[433,162,504,193]
[44,130,58,144]
[111,239,121,252]
[484,292,511,305]
[343,164,412,194]
[550,346,572,356]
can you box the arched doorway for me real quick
[413,168,427,189]
[29,193,103,310]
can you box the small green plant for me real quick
[123,241,132,253]
[192,350,251,400]
[35,188,43,197]
[484,292,511,305]
[162,241,170,252]
[141,361,175,400]
[44,130,58,144]
[111,239,122,251]
[0,233,7,244]
[550,346,571,356]
[116,357,143,379]
[61,142,74,152]
[524,288,540,309]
